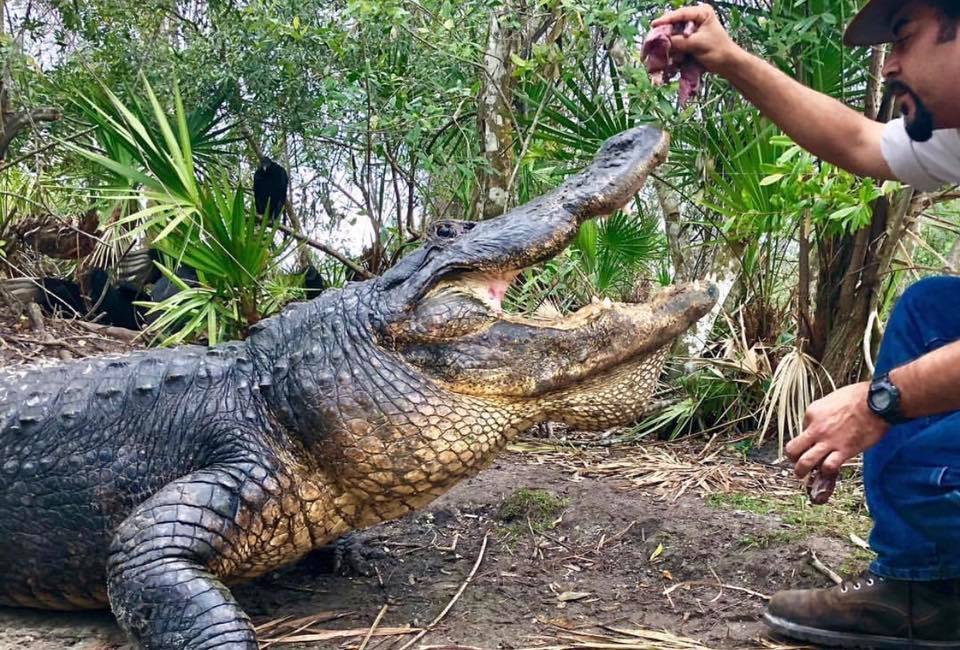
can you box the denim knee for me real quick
[876,276,960,373]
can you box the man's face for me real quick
[882,1,960,140]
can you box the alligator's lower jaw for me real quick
[426,283,714,397]
[535,345,670,429]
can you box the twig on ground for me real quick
[358,604,388,650]
[809,551,843,585]
[849,532,871,552]
[663,580,770,601]
[396,533,490,650]
[72,320,143,342]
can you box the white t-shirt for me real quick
[881,118,960,191]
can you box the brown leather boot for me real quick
[763,572,960,648]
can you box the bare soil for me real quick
[0,314,866,649]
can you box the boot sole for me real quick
[763,613,960,649]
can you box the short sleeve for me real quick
[881,118,960,192]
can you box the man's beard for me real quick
[885,80,935,142]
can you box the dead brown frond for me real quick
[522,625,716,649]
[509,440,794,502]
[524,623,817,649]
[757,345,834,456]
[719,310,773,380]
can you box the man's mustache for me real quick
[883,79,916,99]
[882,79,935,142]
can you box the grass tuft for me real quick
[496,488,568,542]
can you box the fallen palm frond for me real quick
[256,610,418,647]
[263,626,419,644]
[522,625,716,649]
[508,440,795,502]
[757,345,835,456]
[523,624,817,649]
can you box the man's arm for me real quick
[652,5,895,180]
[789,341,960,480]
[890,340,960,418]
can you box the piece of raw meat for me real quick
[805,467,838,505]
[641,21,706,106]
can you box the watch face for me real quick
[870,389,892,411]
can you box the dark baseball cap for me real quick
[844,0,903,46]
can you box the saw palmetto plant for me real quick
[67,76,286,344]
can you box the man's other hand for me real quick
[651,4,739,74]
[786,382,890,480]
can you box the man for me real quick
[652,1,960,647]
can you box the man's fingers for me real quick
[785,431,814,462]
[821,451,848,478]
[795,443,830,479]
[651,6,713,28]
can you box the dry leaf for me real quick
[650,543,664,561]
[557,591,592,602]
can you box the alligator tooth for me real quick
[591,295,600,304]
[602,297,614,308]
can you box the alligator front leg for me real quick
[106,466,265,650]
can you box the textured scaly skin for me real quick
[0,126,717,649]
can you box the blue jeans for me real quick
[866,276,960,580]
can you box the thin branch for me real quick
[395,533,489,650]
[0,125,97,173]
[273,221,372,279]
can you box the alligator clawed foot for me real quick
[307,534,387,577]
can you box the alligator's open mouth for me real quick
[394,263,718,399]
[379,126,716,409]
[427,270,520,315]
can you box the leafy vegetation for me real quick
[0,0,957,449]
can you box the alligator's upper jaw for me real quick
[375,127,670,320]
[397,280,718,397]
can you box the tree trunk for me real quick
[656,178,741,354]
[475,3,522,219]
[656,178,691,280]
[811,46,907,385]
[815,188,918,383]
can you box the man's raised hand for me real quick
[650,4,740,74]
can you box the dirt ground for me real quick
[0,313,871,650]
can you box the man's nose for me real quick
[881,51,900,79]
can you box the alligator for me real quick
[0,126,717,649]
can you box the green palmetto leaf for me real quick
[71,76,285,345]
[573,208,665,297]
[531,70,642,161]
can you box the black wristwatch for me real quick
[867,373,908,425]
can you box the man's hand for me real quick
[786,382,890,480]
[651,4,741,74]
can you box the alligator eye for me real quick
[432,220,477,240]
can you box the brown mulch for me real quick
[0,305,145,368]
